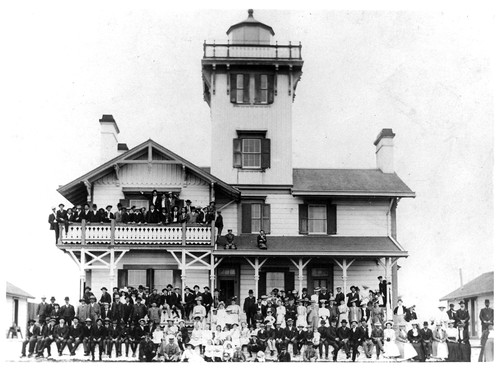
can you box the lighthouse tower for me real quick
[201,10,304,186]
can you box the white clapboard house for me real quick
[56,10,415,318]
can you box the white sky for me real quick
[1,1,496,322]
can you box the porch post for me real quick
[110,219,115,245]
[386,257,394,320]
[181,249,186,303]
[254,257,259,295]
[342,259,348,296]
[297,258,304,293]
[109,248,115,290]
[210,254,216,293]
[80,249,86,298]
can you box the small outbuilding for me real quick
[5,282,35,338]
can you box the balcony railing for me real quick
[58,220,214,246]
[203,41,302,60]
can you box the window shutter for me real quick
[284,271,295,293]
[299,204,308,234]
[258,271,266,297]
[327,204,337,235]
[119,199,130,208]
[241,204,252,233]
[262,204,271,234]
[230,74,236,103]
[118,269,128,289]
[233,139,242,168]
[261,138,271,169]
[243,74,250,103]
[268,74,274,104]
[254,73,261,103]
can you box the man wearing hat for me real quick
[60,297,76,325]
[319,286,331,303]
[100,287,112,305]
[243,289,257,327]
[157,334,181,362]
[77,298,90,323]
[334,286,345,306]
[81,318,93,356]
[40,317,57,358]
[20,319,39,357]
[456,322,471,362]
[446,303,456,321]
[90,318,106,360]
[377,276,388,307]
[132,297,147,324]
[110,294,124,323]
[107,320,122,357]
[138,333,156,362]
[346,286,360,307]
[183,287,195,320]
[479,299,494,332]
[349,320,363,362]
[36,296,50,324]
[371,322,384,360]
[337,319,351,359]
[420,321,433,360]
[53,317,69,356]
[67,317,83,356]
[103,205,115,223]
[455,301,470,333]
[83,286,93,304]
[50,302,62,323]
[283,318,298,355]
[201,286,213,318]
[48,206,60,243]
[88,295,101,322]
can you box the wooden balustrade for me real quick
[58,220,214,246]
[203,42,302,60]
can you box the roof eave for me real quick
[213,250,409,257]
[291,190,416,198]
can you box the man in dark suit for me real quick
[110,295,124,323]
[148,189,161,211]
[90,318,107,361]
[360,302,371,322]
[89,204,101,223]
[108,320,122,357]
[337,319,351,359]
[48,207,59,243]
[101,302,113,321]
[37,296,51,323]
[60,297,76,325]
[71,205,84,222]
[81,318,93,356]
[131,297,148,323]
[201,286,213,318]
[145,205,159,224]
[349,320,363,362]
[334,286,345,306]
[82,203,91,222]
[243,289,257,327]
[479,299,494,332]
[100,287,112,305]
[455,301,470,333]
[184,287,195,320]
[54,318,69,356]
[319,287,331,302]
[20,319,40,357]
[172,287,184,318]
[420,321,433,359]
[102,205,115,223]
[447,303,456,321]
[377,276,388,307]
[346,286,360,307]
[67,317,83,356]
[56,204,67,232]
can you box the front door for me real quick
[218,279,236,305]
[217,265,239,305]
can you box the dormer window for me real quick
[230,73,274,105]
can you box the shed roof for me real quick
[213,235,408,257]
[292,168,415,197]
[6,282,35,299]
[440,271,494,301]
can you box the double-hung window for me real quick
[233,131,270,170]
[299,203,337,235]
[242,202,271,234]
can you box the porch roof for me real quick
[213,235,408,257]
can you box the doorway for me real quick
[217,265,239,305]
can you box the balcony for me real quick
[202,41,302,62]
[58,220,214,247]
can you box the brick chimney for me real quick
[373,128,396,173]
[99,115,120,163]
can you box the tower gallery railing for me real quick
[58,220,215,246]
[203,41,302,60]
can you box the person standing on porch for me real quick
[479,299,494,333]
[215,211,224,236]
[48,207,59,243]
[393,299,407,327]
[243,290,257,328]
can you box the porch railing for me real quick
[203,41,302,60]
[59,220,215,246]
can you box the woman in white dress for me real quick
[296,300,308,328]
[192,297,207,327]
[189,324,205,353]
[226,298,241,326]
[215,302,228,329]
[230,323,241,347]
[431,322,448,360]
[264,310,276,326]
[180,343,205,363]
[383,321,400,358]
[395,325,418,360]
[275,299,286,328]
[318,300,330,327]
[213,325,224,345]
[337,300,348,328]
[239,322,250,351]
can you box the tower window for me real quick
[233,131,271,170]
[242,138,261,168]
[230,73,274,105]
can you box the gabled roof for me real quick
[57,139,240,205]
[440,271,494,301]
[292,168,415,197]
[6,282,35,299]
[214,235,408,257]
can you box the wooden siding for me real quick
[90,269,112,294]
[333,259,386,292]
[266,194,301,236]
[117,252,178,268]
[219,202,238,235]
[185,270,209,290]
[337,202,389,236]
[210,72,293,185]
[93,183,124,209]
[239,262,255,299]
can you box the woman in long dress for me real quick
[192,297,207,327]
[296,300,308,328]
[226,298,241,327]
[215,302,228,329]
[337,300,348,328]
[189,324,205,353]
[446,320,459,362]
[239,322,250,352]
[308,302,319,330]
[395,325,418,360]
[383,321,400,358]
[371,301,384,326]
[432,322,448,360]
[318,300,330,327]
[407,321,425,361]
[275,299,286,328]
[482,324,494,362]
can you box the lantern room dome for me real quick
[226,9,275,44]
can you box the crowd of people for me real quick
[19,278,493,362]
